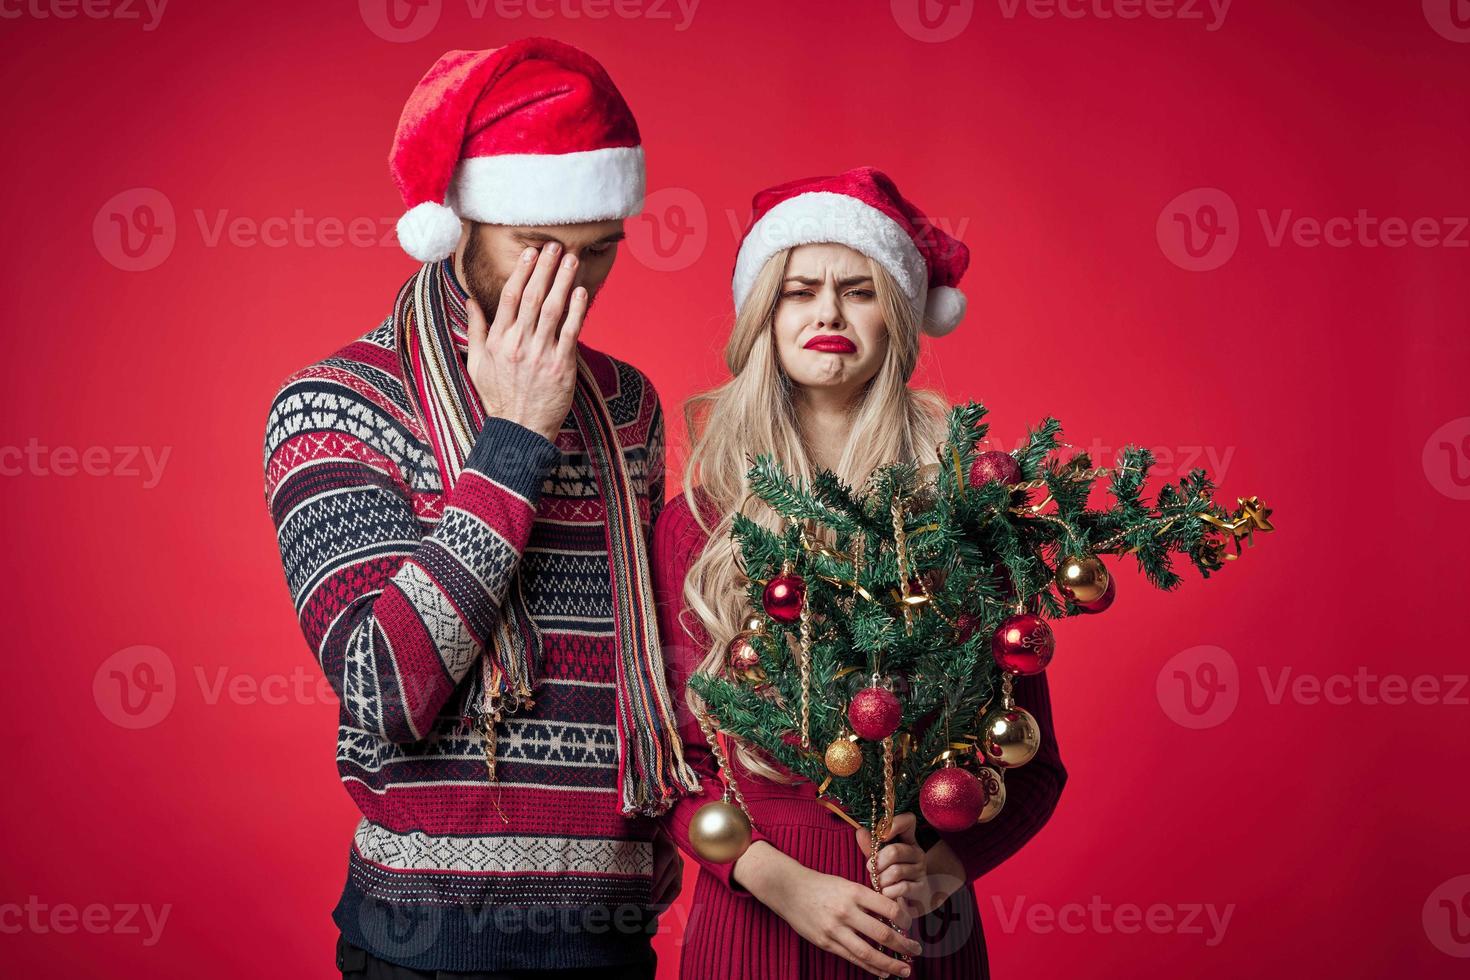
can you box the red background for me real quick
[2,0,1467,977]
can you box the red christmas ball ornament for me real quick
[955,612,983,643]
[991,613,1055,675]
[847,684,902,741]
[920,765,988,831]
[762,571,806,624]
[969,451,1021,489]
[1075,576,1116,614]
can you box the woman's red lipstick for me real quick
[804,336,857,353]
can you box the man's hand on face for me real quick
[465,241,586,443]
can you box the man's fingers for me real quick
[517,242,562,328]
[494,246,539,334]
[533,251,577,348]
[555,287,587,360]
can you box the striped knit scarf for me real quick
[393,259,698,817]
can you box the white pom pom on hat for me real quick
[732,166,972,338]
[922,285,967,338]
[396,202,464,264]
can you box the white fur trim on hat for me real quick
[396,201,464,263]
[448,145,646,227]
[733,191,928,315]
[922,285,967,337]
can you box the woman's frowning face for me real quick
[771,243,890,400]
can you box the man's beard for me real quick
[461,230,508,316]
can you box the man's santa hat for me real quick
[390,38,645,263]
[733,167,971,337]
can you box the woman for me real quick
[651,168,1068,979]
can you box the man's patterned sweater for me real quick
[263,306,667,972]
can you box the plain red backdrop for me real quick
[2,1,1467,977]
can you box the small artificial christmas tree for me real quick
[686,401,1273,868]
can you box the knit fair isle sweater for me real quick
[263,306,667,972]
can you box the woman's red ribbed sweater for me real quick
[652,489,1068,980]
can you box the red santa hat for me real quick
[732,167,970,337]
[390,38,645,263]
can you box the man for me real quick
[262,38,697,978]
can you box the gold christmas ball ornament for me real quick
[727,633,761,673]
[688,800,753,864]
[979,704,1041,769]
[975,766,1007,823]
[912,462,943,512]
[824,736,863,777]
[743,614,766,634]
[1056,555,1110,604]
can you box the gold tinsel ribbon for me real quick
[798,594,813,750]
[696,711,758,835]
[1198,495,1275,558]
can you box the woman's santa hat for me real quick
[733,167,971,337]
[390,38,645,263]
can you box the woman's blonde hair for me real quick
[679,245,950,779]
